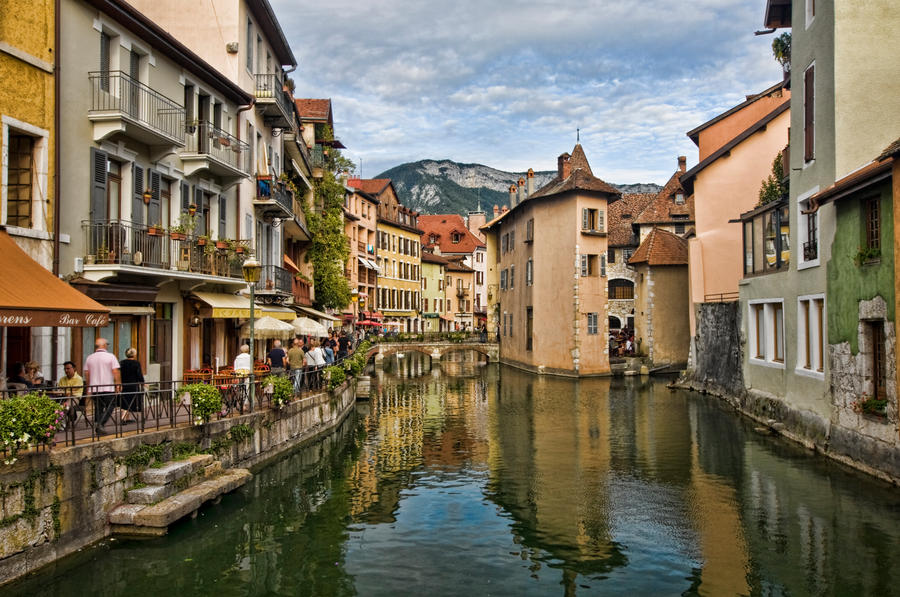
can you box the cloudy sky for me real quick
[271,0,781,184]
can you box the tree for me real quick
[772,32,791,73]
[758,152,787,206]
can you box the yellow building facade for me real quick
[0,0,56,267]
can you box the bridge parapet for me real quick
[369,341,499,364]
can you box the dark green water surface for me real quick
[7,351,900,596]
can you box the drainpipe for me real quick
[51,0,61,380]
[236,100,255,241]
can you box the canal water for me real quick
[8,350,900,596]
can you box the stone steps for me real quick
[110,453,251,536]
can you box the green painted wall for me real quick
[827,181,894,352]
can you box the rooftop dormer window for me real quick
[675,193,685,205]
[451,232,461,244]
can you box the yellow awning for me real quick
[384,311,416,318]
[192,291,295,321]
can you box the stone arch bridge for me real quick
[368,341,499,364]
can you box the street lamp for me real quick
[242,255,261,409]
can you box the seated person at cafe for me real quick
[58,361,84,396]
[25,361,44,386]
[7,362,33,388]
[234,344,252,372]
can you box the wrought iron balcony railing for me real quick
[183,120,250,175]
[803,239,818,261]
[254,73,292,125]
[257,265,292,295]
[89,71,185,143]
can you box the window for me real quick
[500,269,507,290]
[502,233,508,253]
[744,203,790,275]
[865,196,880,251]
[803,208,818,262]
[509,265,515,289]
[509,229,515,250]
[743,220,754,275]
[246,19,253,71]
[870,322,887,398]
[806,0,815,26]
[582,208,603,232]
[804,64,815,162]
[675,192,685,205]
[526,258,533,286]
[503,312,507,337]
[7,134,35,227]
[623,248,634,261]
[600,254,607,277]
[525,218,534,242]
[451,232,461,243]
[99,32,111,92]
[608,279,634,299]
[674,223,685,235]
[476,271,483,285]
[526,307,533,351]
[587,313,598,335]
[608,248,615,264]
[798,296,825,374]
[749,300,785,366]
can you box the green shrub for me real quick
[326,365,346,390]
[264,375,294,408]
[0,392,66,464]
[178,383,223,424]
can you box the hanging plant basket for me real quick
[170,231,186,241]
[197,237,208,246]
[148,226,164,236]
[215,240,229,250]
[235,246,245,254]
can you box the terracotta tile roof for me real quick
[529,144,621,199]
[634,170,694,225]
[628,227,688,266]
[445,257,474,273]
[348,178,392,195]
[877,137,900,161]
[608,193,655,247]
[419,214,485,254]
[811,158,892,206]
[295,98,332,121]
[421,251,452,266]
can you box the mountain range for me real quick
[375,160,662,216]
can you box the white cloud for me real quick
[272,0,782,183]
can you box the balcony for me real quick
[81,220,246,283]
[456,287,470,298]
[309,144,325,178]
[255,265,292,301]
[88,71,185,151]
[254,74,292,128]
[254,178,294,221]
[292,276,312,306]
[181,121,250,184]
[283,195,311,242]
[357,240,366,253]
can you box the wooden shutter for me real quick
[90,147,108,222]
[804,65,815,162]
[99,33,110,91]
[195,187,205,234]
[580,255,588,277]
[218,196,227,239]
[132,164,144,224]
[181,182,190,211]
[601,254,607,277]
[147,170,161,225]
[597,210,605,232]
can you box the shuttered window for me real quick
[804,65,815,162]
[99,32,110,92]
[218,196,227,239]
[132,165,144,224]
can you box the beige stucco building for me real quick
[343,185,379,320]
[483,144,619,376]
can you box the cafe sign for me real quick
[0,309,109,327]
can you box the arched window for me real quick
[609,316,622,330]
[608,279,634,300]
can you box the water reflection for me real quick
[9,351,900,596]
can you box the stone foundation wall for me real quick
[0,379,358,586]
[680,301,743,394]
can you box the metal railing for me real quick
[257,264,292,294]
[371,331,497,343]
[82,220,246,279]
[89,71,185,142]
[254,73,292,119]
[184,120,250,174]
[256,179,294,215]
[309,144,325,169]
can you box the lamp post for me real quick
[241,256,261,409]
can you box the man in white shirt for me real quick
[233,344,252,372]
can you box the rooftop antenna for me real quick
[576,128,580,143]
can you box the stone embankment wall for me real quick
[680,302,743,394]
[0,379,358,586]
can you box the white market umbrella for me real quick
[291,316,326,337]
[240,316,295,340]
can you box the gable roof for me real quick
[686,80,787,146]
[680,98,790,195]
[529,144,620,199]
[628,228,688,266]
[348,178,392,196]
[634,170,694,225]
[295,99,332,122]
[608,193,655,247]
[419,214,485,254]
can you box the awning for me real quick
[192,291,295,320]
[356,256,380,272]
[106,306,156,315]
[297,306,339,321]
[440,314,455,322]
[0,231,109,327]
[283,254,301,274]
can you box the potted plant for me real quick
[852,394,888,418]
[197,234,210,246]
[170,212,198,241]
[215,237,230,250]
[148,223,164,236]
[178,383,223,425]
[219,136,231,147]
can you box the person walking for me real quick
[119,348,145,425]
[337,331,350,362]
[83,338,121,432]
[322,338,334,365]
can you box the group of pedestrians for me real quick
[252,329,356,393]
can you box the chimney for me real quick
[678,156,686,173]
[501,205,509,214]
[467,211,486,240]
[517,177,525,204]
[526,168,534,196]
[493,204,499,217]
[558,153,571,179]
[509,184,517,207]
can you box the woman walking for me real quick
[119,348,145,425]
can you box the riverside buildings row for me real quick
[1,0,491,386]
[477,0,900,481]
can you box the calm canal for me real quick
[8,350,900,596]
